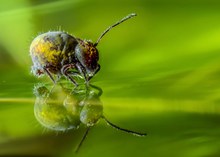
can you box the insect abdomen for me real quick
[30,31,78,74]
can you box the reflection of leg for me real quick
[102,116,147,137]
[61,64,78,86]
[42,68,60,99]
[90,84,103,96]
[75,127,90,153]
[64,73,78,86]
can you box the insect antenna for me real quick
[94,13,137,47]
[102,116,147,137]
[75,127,91,153]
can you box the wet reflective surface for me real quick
[33,83,146,153]
[1,0,220,157]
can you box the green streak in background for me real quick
[0,0,220,157]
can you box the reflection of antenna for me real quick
[94,13,137,47]
[102,116,147,137]
[75,127,91,153]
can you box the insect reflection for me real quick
[33,84,146,152]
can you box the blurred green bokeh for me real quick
[1,0,220,157]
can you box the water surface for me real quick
[1,0,220,157]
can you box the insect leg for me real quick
[61,64,78,86]
[43,67,56,83]
[94,64,101,75]
[76,62,88,81]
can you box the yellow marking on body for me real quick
[89,47,96,57]
[31,38,62,65]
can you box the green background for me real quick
[1,0,220,157]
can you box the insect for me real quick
[30,13,137,85]
[34,84,146,153]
